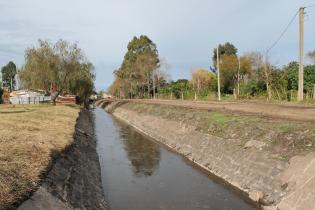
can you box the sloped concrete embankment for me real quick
[98,100,315,210]
[18,110,107,210]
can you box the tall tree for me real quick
[110,35,160,98]
[212,42,237,69]
[244,51,272,99]
[219,55,239,93]
[1,61,17,91]
[191,68,215,99]
[19,39,95,107]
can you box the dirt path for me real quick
[18,110,107,210]
[129,99,315,122]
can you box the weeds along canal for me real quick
[94,108,257,210]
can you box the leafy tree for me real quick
[219,55,238,93]
[191,68,216,99]
[212,42,237,69]
[243,51,273,99]
[286,62,299,90]
[110,35,162,99]
[285,62,315,98]
[19,39,95,107]
[0,88,3,104]
[1,61,17,91]
[307,50,315,64]
[169,79,193,100]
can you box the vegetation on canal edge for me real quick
[123,102,315,159]
[0,105,79,209]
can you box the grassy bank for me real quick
[0,104,79,209]
[123,102,315,160]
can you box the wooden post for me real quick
[298,7,305,101]
[217,47,221,101]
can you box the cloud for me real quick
[0,0,314,90]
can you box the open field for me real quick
[0,104,79,209]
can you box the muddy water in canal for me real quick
[95,108,257,210]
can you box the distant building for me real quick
[9,90,51,104]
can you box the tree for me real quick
[0,88,3,104]
[69,62,95,108]
[219,55,238,94]
[19,39,95,107]
[109,35,161,99]
[169,79,192,100]
[244,51,272,99]
[191,68,216,99]
[237,55,252,96]
[307,50,315,64]
[212,42,237,69]
[286,62,315,98]
[1,61,17,91]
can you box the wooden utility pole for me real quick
[237,57,240,98]
[217,47,221,101]
[298,7,305,101]
[152,71,156,99]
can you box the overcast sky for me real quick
[0,0,314,90]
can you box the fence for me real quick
[9,95,51,105]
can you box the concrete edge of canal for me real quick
[18,109,107,210]
[97,100,315,210]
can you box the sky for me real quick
[0,0,314,91]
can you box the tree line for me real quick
[0,39,95,107]
[109,37,315,101]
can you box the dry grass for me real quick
[0,104,79,209]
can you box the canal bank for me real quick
[95,107,257,210]
[18,110,107,210]
[98,100,315,210]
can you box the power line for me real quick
[266,10,299,54]
[305,4,315,8]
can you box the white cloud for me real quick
[0,0,314,89]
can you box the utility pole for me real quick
[298,7,305,101]
[237,57,240,98]
[217,47,221,101]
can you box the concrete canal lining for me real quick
[98,100,315,210]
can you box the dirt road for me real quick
[129,99,315,122]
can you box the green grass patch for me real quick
[279,124,295,133]
[208,112,240,125]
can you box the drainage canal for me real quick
[95,108,257,210]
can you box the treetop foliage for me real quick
[1,61,17,91]
[109,35,163,98]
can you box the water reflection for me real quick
[95,108,257,210]
[115,121,160,177]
